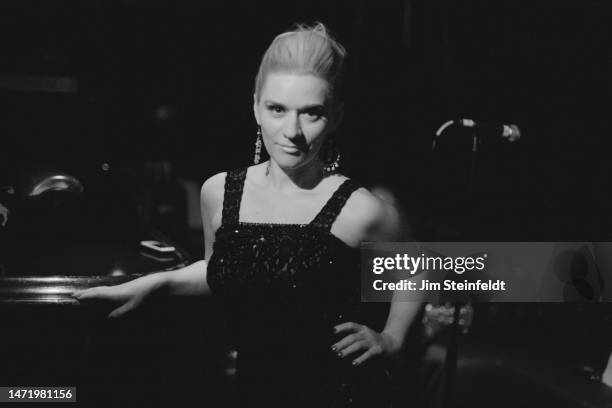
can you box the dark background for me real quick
[1,0,610,242]
[1,1,612,407]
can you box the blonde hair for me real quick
[254,22,347,103]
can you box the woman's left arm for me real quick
[333,295,423,366]
[380,291,423,353]
[333,188,423,365]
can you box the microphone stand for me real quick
[432,119,520,407]
[440,304,462,408]
[432,120,480,408]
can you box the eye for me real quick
[303,108,325,121]
[267,104,285,116]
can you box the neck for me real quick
[266,159,325,191]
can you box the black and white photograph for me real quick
[0,1,611,407]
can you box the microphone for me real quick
[458,119,521,142]
[433,119,521,150]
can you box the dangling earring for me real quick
[322,139,341,173]
[324,151,341,173]
[253,127,262,164]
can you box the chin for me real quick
[273,154,314,171]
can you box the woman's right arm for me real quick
[72,172,225,318]
[161,171,224,297]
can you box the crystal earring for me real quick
[323,140,341,173]
[324,151,341,173]
[253,127,262,164]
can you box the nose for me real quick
[283,112,302,140]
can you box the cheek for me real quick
[259,114,283,133]
[260,130,273,151]
[258,122,277,143]
[304,123,329,147]
[259,123,281,152]
[261,129,280,149]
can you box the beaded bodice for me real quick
[206,168,362,355]
[205,168,393,407]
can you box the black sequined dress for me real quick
[207,168,390,407]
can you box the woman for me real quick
[74,23,421,407]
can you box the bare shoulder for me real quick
[200,171,228,232]
[344,187,387,231]
[333,185,389,246]
[200,164,266,213]
[200,171,226,205]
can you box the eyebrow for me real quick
[263,100,326,111]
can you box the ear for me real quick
[253,94,260,125]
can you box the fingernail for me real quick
[352,360,359,366]
[331,346,337,352]
[337,352,343,358]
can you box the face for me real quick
[253,72,341,171]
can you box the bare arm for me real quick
[381,292,423,350]
[376,191,424,348]
[162,260,210,297]
[333,188,423,364]
[73,172,225,317]
[160,173,223,297]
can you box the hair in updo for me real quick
[254,22,347,103]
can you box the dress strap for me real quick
[221,167,247,227]
[310,179,361,232]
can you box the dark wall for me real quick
[1,0,610,241]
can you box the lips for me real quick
[278,144,301,154]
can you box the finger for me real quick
[352,349,377,366]
[332,333,361,354]
[333,322,361,335]
[337,340,368,358]
[71,289,85,298]
[108,299,138,319]
[73,287,108,300]
[72,288,98,299]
